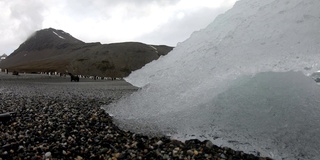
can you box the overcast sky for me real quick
[0,0,237,55]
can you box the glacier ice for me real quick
[102,0,320,159]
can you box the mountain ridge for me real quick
[0,28,173,77]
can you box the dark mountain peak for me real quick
[40,28,83,43]
[12,28,84,55]
[0,54,7,62]
[1,28,173,77]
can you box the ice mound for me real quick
[102,0,320,159]
[171,71,320,159]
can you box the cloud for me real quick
[42,0,183,43]
[137,6,231,46]
[9,0,45,39]
[0,0,45,53]
[0,0,236,55]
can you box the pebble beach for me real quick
[0,73,270,160]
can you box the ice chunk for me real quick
[169,71,320,159]
[102,0,320,159]
[106,72,320,159]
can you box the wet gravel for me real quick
[0,73,271,160]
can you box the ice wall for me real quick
[102,0,320,159]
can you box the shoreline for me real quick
[0,75,270,159]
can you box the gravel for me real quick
[0,73,271,160]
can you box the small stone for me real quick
[205,140,214,148]
[205,154,211,158]
[125,144,130,148]
[130,141,138,148]
[113,152,121,158]
[75,155,83,160]
[45,152,52,158]
[155,140,163,146]
[194,150,199,156]
[99,148,108,154]
[62,150,67,155]
[172,147,180,157]
[220,153,226,159]
[18,145,24,151]
[163,154,169,159]
[187,150,193,155]
[155,149,161,156]
[172,149,178,153]
[130,153,136,157]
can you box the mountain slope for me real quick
[0,28,173,77]
[12,28,84,54]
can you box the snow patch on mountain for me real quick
[149,45,159,53]
[53,31,65,39]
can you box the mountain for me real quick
[0,28,173,77]
[0,54,7,62]
[12,28,84,54]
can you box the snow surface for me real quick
[102,0,320,159]
[53,31,65,39]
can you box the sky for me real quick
[0,0,237,55]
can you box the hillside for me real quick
[0,28,173,77]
